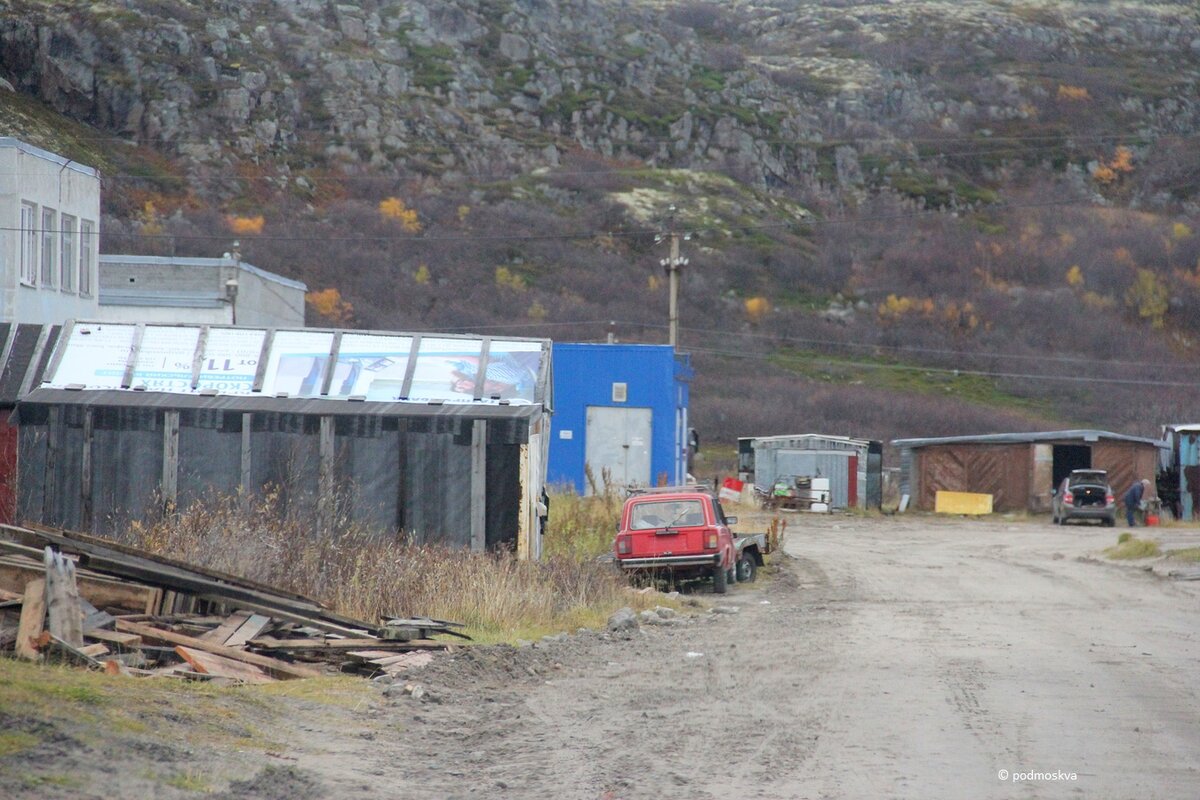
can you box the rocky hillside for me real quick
[2,0,1199,445]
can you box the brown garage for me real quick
[893,430,1165,513]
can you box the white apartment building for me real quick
[0,138,101,324]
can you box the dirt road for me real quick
[353,515,1200,800]
[11,515,1200,798]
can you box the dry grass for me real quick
[543,483,623,561]
[1103,535,1161,560]
[1165,547,1200,563]
[118,489,666,642]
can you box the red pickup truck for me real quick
[613,488,767,594]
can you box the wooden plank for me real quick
[15,579,45,660]
[162,410,180,505]
[2,525,374,638]
[250,636,448,652]
[44,549,84,647]
[79,643,109,657]
[116,620,320,680]
[174,646,274,684]
[0,587,21,601]
[45,634,104,669]
[470,419,487,552]
[222,613,272,648]
[0,559,159,614]
[200,610,252,643]
[85,628,142,648]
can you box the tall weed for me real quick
[119,489,659,641]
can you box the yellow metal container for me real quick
[934,491,993,515]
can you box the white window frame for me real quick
[79,219,95,297]
[20,202,37,286]
[60,213,77,293]
[40,207,57,288]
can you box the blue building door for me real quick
[585,406,652,493]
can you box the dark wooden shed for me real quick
[893,430,1165,513]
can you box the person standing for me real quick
[1124,478,1151,527]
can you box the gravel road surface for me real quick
[371,515,1200,799]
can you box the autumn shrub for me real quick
[118,489,664,642]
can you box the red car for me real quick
[613,489,764,594]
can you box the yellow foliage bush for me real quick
[1082,291,1115,311]
[647,275,662,291]
[227,215,265,235]
[414,264,431,285]
[495,266,526,291]
[1057,84,1090,101]
[1124,269,1168,328]
[527,300,548,320]
[378,197,422,232]
[306,287,354,324]
[138,201,164,237]
[744,296,771,323]
[1065,265,1084,287]
[1173,222,1193,241]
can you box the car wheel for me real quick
[712,564,728,594]
[1103,517,1115,527]
[736,552,757,583]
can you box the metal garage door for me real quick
[585,406,652,493]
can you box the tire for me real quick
[1103,516,1115,527]
[736,552,757,583]
[712,563,728,594]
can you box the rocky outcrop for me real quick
[1,0,1197,204]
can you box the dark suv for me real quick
[1052,470,1116,526]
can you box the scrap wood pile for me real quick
[0,523,467,684]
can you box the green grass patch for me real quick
[0,731,40,757]
[165,770,213,792]
[1104,536,1161,560]
[1166,547,1200,562]
[769,347,1052,416]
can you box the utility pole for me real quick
[657,206,689,349]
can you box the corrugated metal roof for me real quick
[892,429,1167,448]
[751,433,872,448]
[1163,423,1200,434]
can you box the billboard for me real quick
[42,323,546,406]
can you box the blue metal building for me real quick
[548,343,692,494]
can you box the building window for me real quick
[40,208,57,288]
[20,202,37,285]
[79,219,95,297]
[60,214,77,293]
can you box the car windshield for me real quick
[629,500,706,530]
[1069,471,1108,486]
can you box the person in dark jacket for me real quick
[1124,478,1151,527]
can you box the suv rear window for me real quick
[629,499,706,530]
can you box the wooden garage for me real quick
[893,430,1165,513]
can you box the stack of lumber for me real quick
[0,524,466,683]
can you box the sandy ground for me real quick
[9,514,1200,798]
